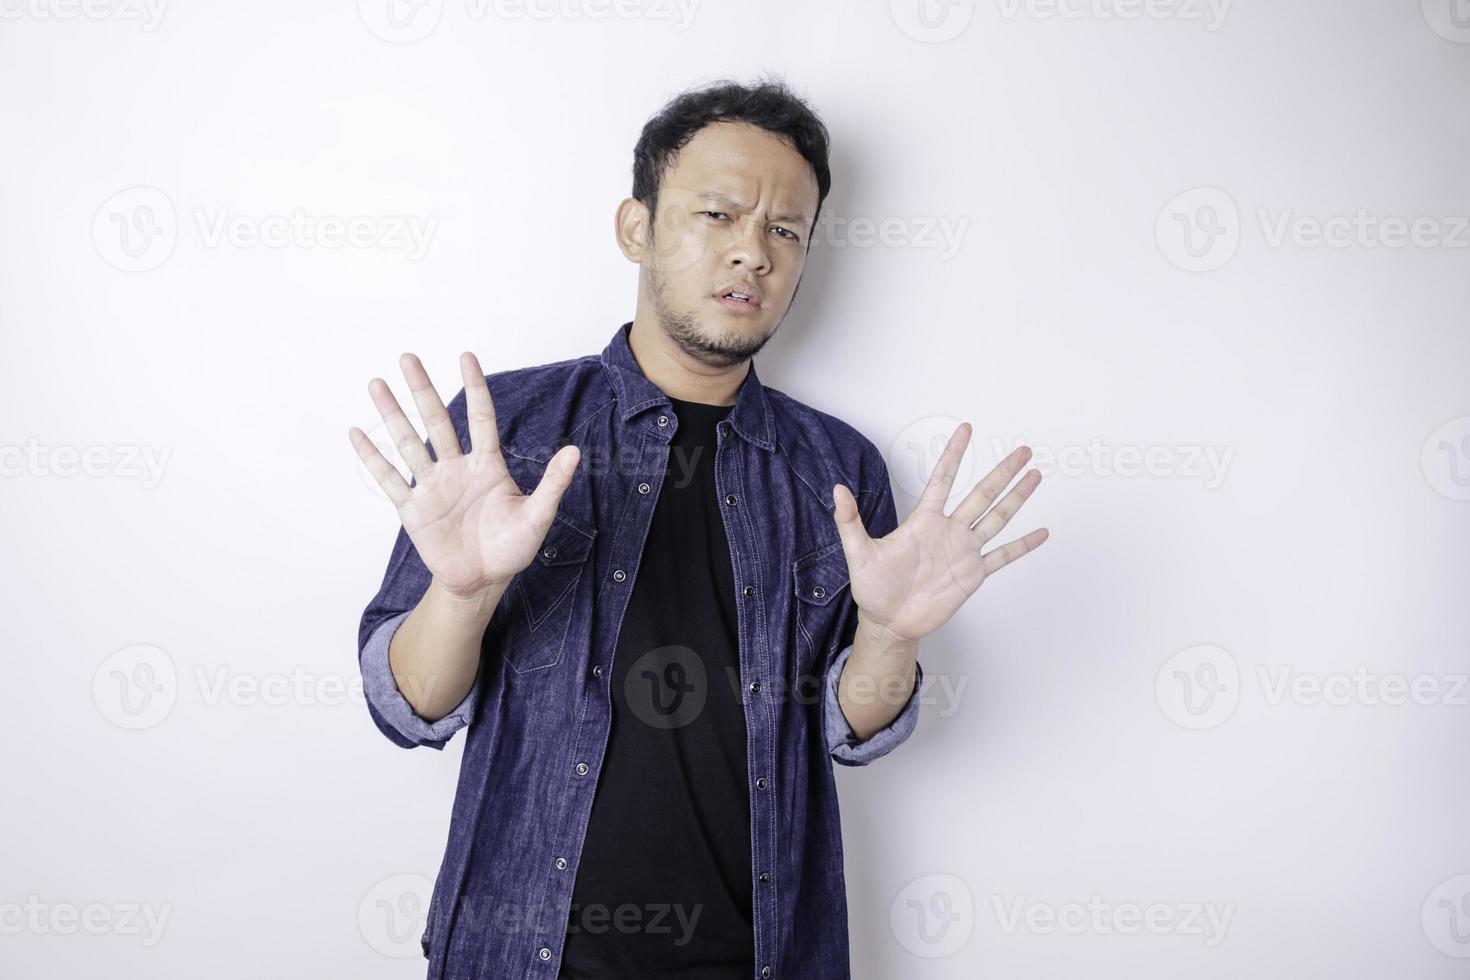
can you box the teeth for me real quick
[730,292,749,301]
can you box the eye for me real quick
[701,211,729,220]
[772,227,799,241]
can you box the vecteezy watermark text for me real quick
[0,438,172,488]
[991,894,1235,946]
[1155,644,1469,730]
[0,896,172,946]
[93,187,437,272]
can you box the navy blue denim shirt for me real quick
[357,321,924,979]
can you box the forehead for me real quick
[660,120,819,217]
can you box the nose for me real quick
[725,215,770,275]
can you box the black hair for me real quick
[631,75,832,238]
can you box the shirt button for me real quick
[758,871,770,884]
[657,415,669,427]
[743,585,755,598]
[613,569,626,582]
[755,776,768,790]
[761,967,771,978]
[592,664,603,678]
[723,493,736,506]
[812,585,826,599]
[575,762,589,775]
[555,857,568,870]
[748,681,760,694]
[540,947,552,961]
[638,482,650,494]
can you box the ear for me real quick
[614,197,650,264]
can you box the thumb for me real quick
[525,443,580,527]
[831,483,871,561]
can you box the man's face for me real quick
[630,119,820,368]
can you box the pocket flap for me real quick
[533,514,596,567]
[792,542,849,606]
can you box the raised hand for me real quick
[349,352,581,601]
[832,423,1048,644]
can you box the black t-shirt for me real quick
[558,395,755,979]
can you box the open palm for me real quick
[833,424,1048,643]
[349,352,581,600]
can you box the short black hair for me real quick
[632,75,832,237]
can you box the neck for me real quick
[627,315,747,407]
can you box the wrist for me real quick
[854,611,920,660]
[428,576,504,622]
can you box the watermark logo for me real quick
[1422,0,1470,42]
[355,408,434,501]
[643,185,717,276]
[624,645,707,730]
[1424,874,1470,958]
[358,873,433,957]
[890,873,975,958]
[891,0,975,42]
[358,0,443,42]
[889,415,977,504]
[1156,187,1240,272]
[92,644,178,730]
[93,186,177,273]
[1155,644,1239,730]
[1422,416,1470,501]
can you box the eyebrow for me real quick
[698,191,810,228]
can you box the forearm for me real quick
[836,612,920,742]
[388,577,506,722]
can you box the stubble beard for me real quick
[647,259,778,369]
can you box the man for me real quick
[350,77,1047,979]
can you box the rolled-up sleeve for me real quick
[821,450,923,767]
[824,642,923,766]
[356,386,484,751]
[360,607,482,750]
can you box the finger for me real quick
[949,444,1033,527]
[916,422,972,514]
[523,444,582,529]
[970,468,1043,544]
[368,376,434,477]
[459,352,501,457]
[831,482,875,561]
[349,426,412,503]
[399,353,463,462]
[980,526,1049,576]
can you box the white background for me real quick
[2,0,1468,977]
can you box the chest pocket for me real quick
[499,514,596,673]
[792,540,852,678]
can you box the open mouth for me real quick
[714,288,761,314]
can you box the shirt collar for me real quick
[600,320,776,452]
